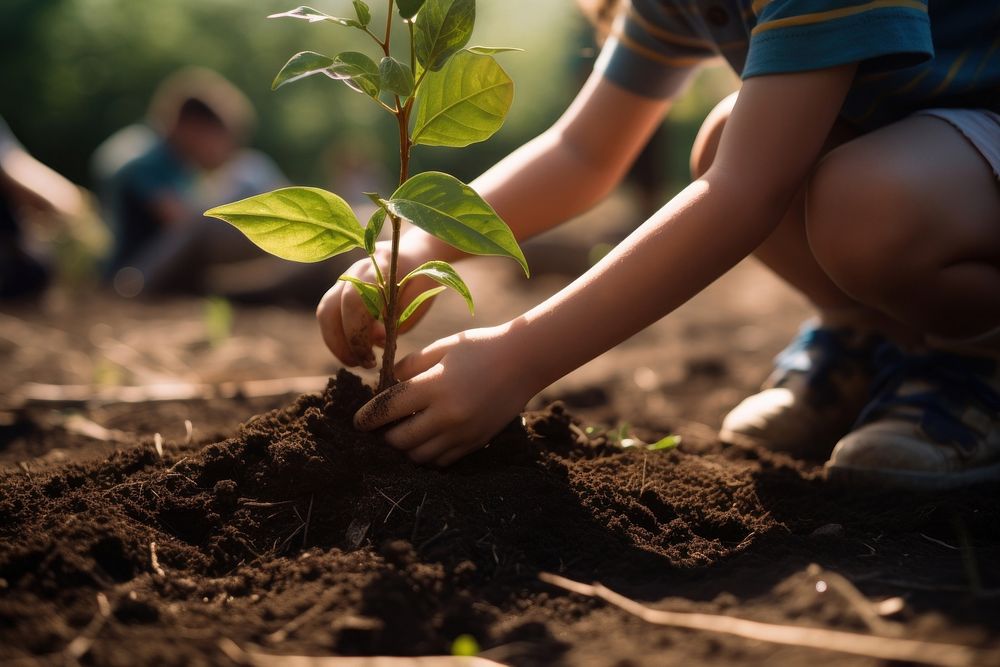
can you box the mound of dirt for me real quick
[2,370,999,665]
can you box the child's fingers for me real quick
[341,283,376,369]
[354,377,428,431]
[372,320,387,347]
[406,434,456,466]
[384,409,441,451]
[395,340,449,381]
[316,283,360,366]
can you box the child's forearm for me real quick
[500,66,858,394]
[503,174,792,394]
[398,72,674,268]
[398,130,620,263]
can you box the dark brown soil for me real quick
[2,369,999,666]
[2,239,1000,665]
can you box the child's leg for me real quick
[806,113,1000,489]
[805,114,1000,340]
[692,93,893,457]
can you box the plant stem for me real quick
[378,213,402,391]
[376,0,411,393]
[383,0,394,56]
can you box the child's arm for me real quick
[317,69,674,368]
[354,64,858,466]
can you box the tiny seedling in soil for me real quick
[205,0,528,392]
[602,421,681,451]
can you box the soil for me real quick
[2,202,999,665]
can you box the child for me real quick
[100,68,291,297]
[317,0,1000,490]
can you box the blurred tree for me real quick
[0,1,586,191]
[0,1,733,210]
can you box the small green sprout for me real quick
[451,633,480,656]
[203,296,233,348]
[646,434,682,451]
[607,421,681,451]
[205,0,528,392]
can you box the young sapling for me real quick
[205,0,528,392]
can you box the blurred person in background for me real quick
[0,116,89,301]
[95,68,310,300]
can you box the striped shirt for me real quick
[595,0,1000,129]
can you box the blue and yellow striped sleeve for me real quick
[744,0,934,79]
[595,0,718,99]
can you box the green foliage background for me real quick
[0,0,736,197]
[0,0,586,188]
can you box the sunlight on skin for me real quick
[352,65,858,467]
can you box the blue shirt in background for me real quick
[107,139,193,271]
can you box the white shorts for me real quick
[915,108,1000,182]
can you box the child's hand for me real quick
[354,326,534,466]
[316,241,435,368]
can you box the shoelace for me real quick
[854,344,1000,453]
[773,325,879,407]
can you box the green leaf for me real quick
[387,172,528,276]
[412,51,513,148]
[353,0,371,26]
[268,6,361,27]
[365,208,385,255]
[647,434,681,451]
[338,276,385,320]
[379,57,414,97]
[465,46,524,55]
[397,0,427,19]
[272,51,335,90]
[364,191,387,209]
[205,187,364,263]
[327,51,381,98]
[401,260,474,315]
[398,286,446,326]
[414,0,475,71]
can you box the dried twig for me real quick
[41,412,133,443]
[807,564,900,635]
[14,375,331,408]
[227,636,508,667]
[150,542,165,577]
[411,491,428,543]
[239,498,296,508]
[303,495,314,547]
[539,572,990,667]
[265,588,341,644]
[64,592,112,660]
[920,532,959,550]
[638,453,648,496]
[375,488,412,523]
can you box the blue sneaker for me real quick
[720,321,882,459]
[827,345,1000,490]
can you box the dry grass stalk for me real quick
[539,572,991,667]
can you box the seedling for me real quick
[604,421,681,451]
[203,296,233,348]
[205,0,528,391]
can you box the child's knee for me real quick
[805,145,923,298]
